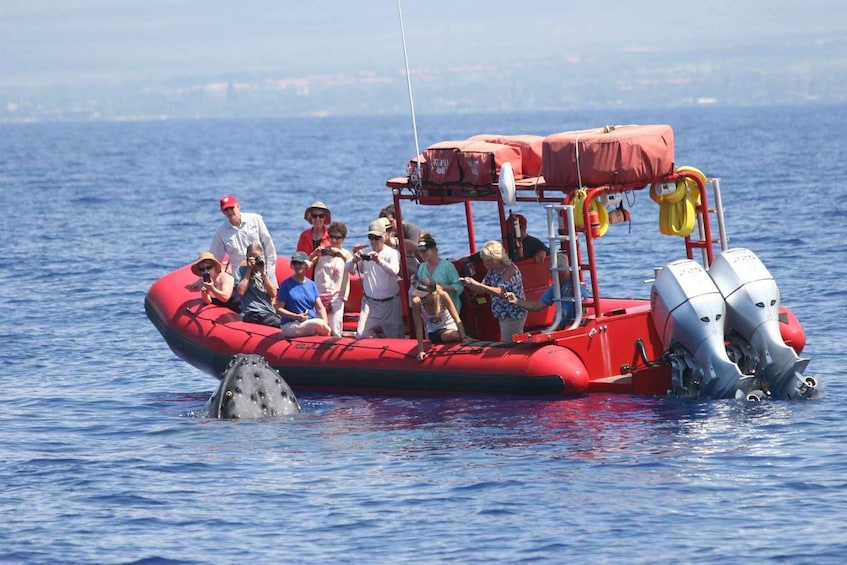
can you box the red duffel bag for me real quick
[458,141,522,187]
[421,140,471,186]
[541,124,675,188]
[468,134,544,178]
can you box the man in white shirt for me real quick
[348,220,404,339]
[210,194,278,286]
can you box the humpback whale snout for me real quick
[205,354,302,419]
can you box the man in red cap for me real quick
[210,194,278,286]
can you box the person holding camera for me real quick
[460,240,526,342]
[411,278,468,362]
[235,242,280,327]
[308,221,352,337]
[190,251,239,312]
[348,219,403,339]
[274,252,332,338]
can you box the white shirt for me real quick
[314,250,352,301]
[210,212,277,284]
[350,246,400,300]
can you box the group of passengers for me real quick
[190,194,582,356]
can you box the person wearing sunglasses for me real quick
[190,251,239,312]
[411,278,468,362]
[308,221,353,337]
[296,201,333,261]
[210,194,278,287]
[416,232,462,314]
[348,220,403,339]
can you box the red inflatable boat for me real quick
[146,124,815,399]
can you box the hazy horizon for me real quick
[3,1,846,88]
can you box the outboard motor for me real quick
[708,248,816,399]
[651,259,747,399]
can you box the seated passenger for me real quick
[504,254,589,328]
[191,251,239,312]
[416,232,462,313]
[460,240,526,342]
[514,214,549,263]
[412,278,467,362]
[236,242,280,327]
[275,251,332,338]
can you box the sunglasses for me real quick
[310,213,326,219]
[368,234,382,241]
[329,233,343,240]
[198,264,215,272]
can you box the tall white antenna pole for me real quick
[397,0,422,185]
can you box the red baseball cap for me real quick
[219,194,239,210]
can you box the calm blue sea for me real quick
[1,104,846,564]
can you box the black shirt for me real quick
[521,234,549,259]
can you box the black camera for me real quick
[321,248,334,256]
[254,257,265,268]
[202,272,212,283]
[359,251,373,261]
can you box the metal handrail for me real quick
[542,204,583,332]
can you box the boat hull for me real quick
[145,266,591,396]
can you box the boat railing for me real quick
[678,172,728,269]
[543,204,583,332]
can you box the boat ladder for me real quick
[541,204,585,332]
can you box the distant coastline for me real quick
[2,34,845,123]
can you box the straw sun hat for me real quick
[304,201,332,223]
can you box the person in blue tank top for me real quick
[274,251,332,338]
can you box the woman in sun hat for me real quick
[411,277,467,362]
[296,201,333,256]
[191,251,239,312]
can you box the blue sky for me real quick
[2,0,845,88]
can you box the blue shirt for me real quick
[277,277,320,325]
[540,280,589,322]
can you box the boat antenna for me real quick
[397,0,422,188]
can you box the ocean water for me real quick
[1,104,846,564]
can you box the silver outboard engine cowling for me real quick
[708,248,816,399]
[651,259,746,399]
